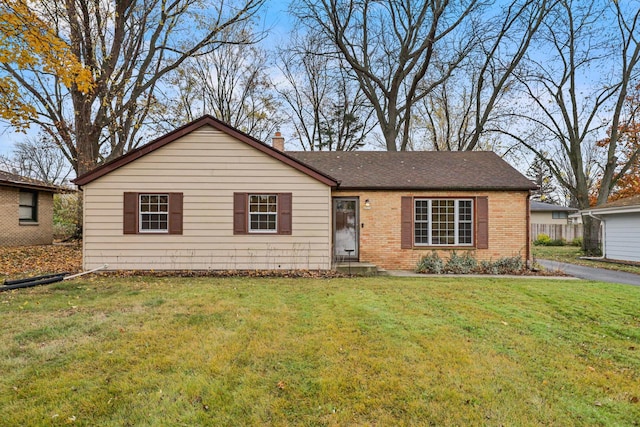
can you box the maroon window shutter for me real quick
[233,193,247,234]
[168,193,183,235]
[476,196,489,249]
[278,193,292,235]
[401,196,413,249]
[123,192,138,234]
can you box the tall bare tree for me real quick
[157,26,283,142]
[415,0,553,151]
[1,0,264,175]
[0,133,72,185]
[294,0,483,151]
[503,0,640,249]
[276,32,376,151]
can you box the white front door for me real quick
[333,198,358,260]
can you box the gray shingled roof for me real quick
[592,194,640,210]
[0,169,60,192]
[287,151,537,190]
[530,201,578,212]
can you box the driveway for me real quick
[537,259,640,286]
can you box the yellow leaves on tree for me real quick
[0,0,93,129]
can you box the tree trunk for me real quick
[581,215,601,256]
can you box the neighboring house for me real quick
[0,170,59,246]
[583,195,640,263]
[567,212,583,225]
[74,115,536,271]
[530,201,578,225]
[530,201,582,242]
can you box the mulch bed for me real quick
[1,243,563,282]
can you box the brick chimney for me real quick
[272,131,285,151]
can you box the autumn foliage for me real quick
[0,0,92,128]
[591,85,640,206]
[0,244,82,278]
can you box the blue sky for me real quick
[0,0,294,158]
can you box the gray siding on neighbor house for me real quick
[604,213,640,263]
[82,125,333,270]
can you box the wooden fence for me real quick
[531,224,583,242]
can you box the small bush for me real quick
[444,251,477,274]
[416,252,527,275]
[54,193,81,240]
[570,237,582,247]
[492,256,525,274]
[534,234,567,246]
[478,260,499,275]
[416,251,444,274]
[533,233,551,246]
[415,252,526,275]
[548,238,566,246]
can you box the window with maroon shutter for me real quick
[277,193,292,235]
[168,193,183,235]
[401,196,485,248]
[123,192,183,235]
[123,192,138,234]
[401,197,413,249]
[476,196,489,249]
[234,192,292,235]
[233,193,248,234]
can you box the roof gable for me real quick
[288,151,537,191]
[73,115,338,187]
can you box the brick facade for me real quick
[0,185,54,246]
[333,190,530,270]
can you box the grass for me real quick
[533,245,640,275]
[1,276,639,426]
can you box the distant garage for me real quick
[583,195,640,263]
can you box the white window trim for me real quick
[248,194,278,234]
[139,193,169,233]
[414,198,474,246]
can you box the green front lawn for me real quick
[2,276,639,425]
[533,245,640,275]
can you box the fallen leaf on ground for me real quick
[0,244,82,280]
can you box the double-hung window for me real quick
[19,190,38,223]
[139,194,169,232]
[249,194,278,232]
[123,192,182,235]
[414,199,473,246]
[233,193,291,235]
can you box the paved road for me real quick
[537,259,640,286]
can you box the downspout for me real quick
[586,211,606,259]
[526,193,531,267]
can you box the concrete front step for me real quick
[334,261,384,275]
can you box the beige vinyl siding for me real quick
[82,125,332,270]
[530,211,571,225]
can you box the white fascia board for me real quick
[580,206,640,216]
